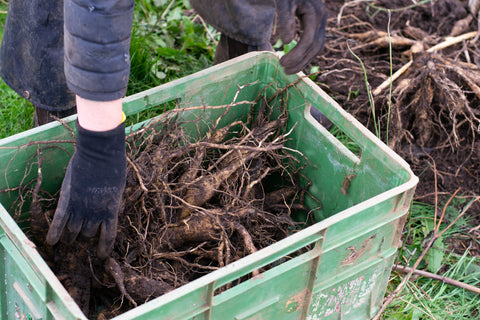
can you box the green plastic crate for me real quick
[0,52,418,320]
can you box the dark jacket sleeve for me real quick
[190,0,275,46]
[64,0,134,101]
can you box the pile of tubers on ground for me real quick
[27,93,311,318]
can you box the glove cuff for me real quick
[76,119,125,138]
[75,120,126,161]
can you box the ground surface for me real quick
[312,0,480,256]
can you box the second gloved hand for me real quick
[46,120,126,259]
[276,0,327,74]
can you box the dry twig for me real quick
[393,264,480,295]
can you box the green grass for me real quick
[382,200,480,319]
[0,81,34,138]
[329,125,362,157]
[385,252,480,319]
[384,250,480,319]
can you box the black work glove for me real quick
[46,120,126,259]
[276,0,327,74]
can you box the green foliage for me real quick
[309,65,320,81]
[329,125,362,157]
[127,0,217,122]
[385,250,480,319]
[348,88,360,100]
[127,0,216,95]
[273,38,297,56]
[0,80,34,139]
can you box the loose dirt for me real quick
[313,0,480,256]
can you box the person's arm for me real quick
[189,0,327,74]
[46,0,134,259]
[76,96,123,132]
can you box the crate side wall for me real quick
[0,52,417,320]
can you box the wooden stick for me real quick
[393,264,480,295]
[372,31,478,96]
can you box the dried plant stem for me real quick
[373,31,478,96]
[192,14,218,46]
[126,157,148,192]
[393,264,480,295]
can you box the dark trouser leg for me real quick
[0,0,76,126]
[214,33,274,65]
[189,1,275,64]
[214,34,249,64]
[34,106,77,127]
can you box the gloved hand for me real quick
[276,0,327,74]
[46,120,126,259]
